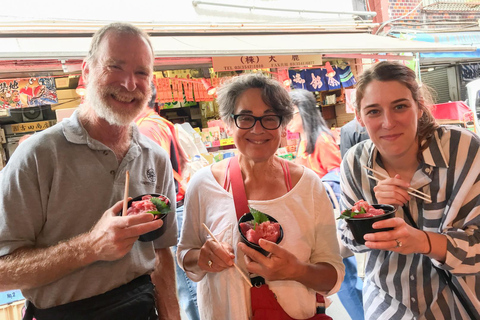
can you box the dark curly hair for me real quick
[216,73,293,127]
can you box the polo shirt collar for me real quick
[61,110,151,156]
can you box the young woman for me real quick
[340,61,480,319]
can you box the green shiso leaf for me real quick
[336,206,367,220]
[150,197,171,215]
[146,210,162,215]
[249,207,269,229]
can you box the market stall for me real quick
[432,101,476,133]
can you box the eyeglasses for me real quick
[230,114,283,130]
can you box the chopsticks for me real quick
[362,165,432,203]
[202,223,252,288]
[122,170,130,216]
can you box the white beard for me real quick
[85,76,151,126]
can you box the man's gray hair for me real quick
[86,22,154,65]
[216,73,293,126]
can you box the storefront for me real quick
[0,31,474,168]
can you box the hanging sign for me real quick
[11,120,54,134]
[0,77,57,109]
[212,55,322,72]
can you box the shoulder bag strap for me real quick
[229,156,250,220]
[402,205,479,319]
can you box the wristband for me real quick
[423,230,432,255]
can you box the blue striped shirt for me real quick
[340,126,480,320]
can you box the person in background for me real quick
[339,118,369,158]
[287,89,341,180]
[340,61,480,319]
[135,83,200,320]
[0,22,180,320]
[18,133,33,145]
[177,73,344,320]
[288,89,364,320]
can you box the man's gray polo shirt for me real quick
[0,111,177,308]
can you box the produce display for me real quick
[338,199,386,219]
[126,195,170,218]
[239,208,281,244]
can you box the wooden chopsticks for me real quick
[202,223,252,288]
[362,165,432,203]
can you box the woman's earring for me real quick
[281,131,287,138]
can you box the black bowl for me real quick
[238,213,284,256]
[345,204,396,245]
[121,193,171,242]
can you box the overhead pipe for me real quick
[192,0,377,18]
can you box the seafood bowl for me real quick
[345,204,396,245]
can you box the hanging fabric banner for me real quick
[338,66,357,88]
[289,70,307,89]
[305,69,328,92]
[325,64,342,90]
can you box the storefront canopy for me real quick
[391,31,480,60]
[0,32,474,60]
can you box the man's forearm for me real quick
[152,248,181,320]
[0,233,96,291]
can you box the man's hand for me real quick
[88,200,164,262]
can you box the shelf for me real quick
[204,138,235,149]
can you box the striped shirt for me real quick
[340,126,480,320]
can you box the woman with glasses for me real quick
[177,73,344,320]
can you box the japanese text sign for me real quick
[212,55,322,72]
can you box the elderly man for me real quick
[0,23,180,320]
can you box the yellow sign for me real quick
[212,55,322,72]
[220,138,234,146]
[11,120,54,134]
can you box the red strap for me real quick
[229,157,250,220]
[280,160,292,192]
[223,159,231,191]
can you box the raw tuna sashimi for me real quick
[127,195,157,216]
[339,199,386,219]
[126,195,170,219]
[240,221,281,245]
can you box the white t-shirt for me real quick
[177,165,344,320]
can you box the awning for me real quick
[0,32,475,60]
[432,101,473,121]
[391,31,480,59]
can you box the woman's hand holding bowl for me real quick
[238,239,301,282]
[363,217,430,255]
[198,238,235,272]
